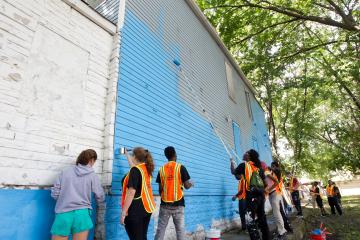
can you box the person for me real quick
[265,162,292,239]
[309,182,317,209]
[326,180,342,215]
[287,173,303,217]
[231,153,248,231]
[50,149,105,240]
[333,182,342,207]
[231,149,270,240]
[121,147,156,240]
[155,146,193,240]
[312,182,327,216]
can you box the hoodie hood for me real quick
[74,164,94,176]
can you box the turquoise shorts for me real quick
[51,209,93,236]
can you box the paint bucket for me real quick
[205,228,221,240]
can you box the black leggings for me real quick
[279,200,292,232]
[125,214,151,240]
[328,197,342,215]
[291,190,302,215]
[238,199,247,230]
[246,194,270,240]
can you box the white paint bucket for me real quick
[205,228,221,240]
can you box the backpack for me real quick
[246,162,264,194]
[250,168,264,190]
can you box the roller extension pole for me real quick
[173,60,242,164]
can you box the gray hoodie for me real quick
[51,164,105,213]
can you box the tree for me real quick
[197,0,360,177]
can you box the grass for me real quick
[302,195,360,240]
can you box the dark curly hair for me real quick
[247,149,261,169]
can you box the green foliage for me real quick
[197,0,360,178]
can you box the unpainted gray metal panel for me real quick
[94,0,119,24]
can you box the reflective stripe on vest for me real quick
[326,185,335,197]
[121,173,142,211]
[244,161,257,191]
[121,174,129,209]
[160,162,183,202]
[136,163,156,213]
[237,175,246,200]
[121,163,156,214]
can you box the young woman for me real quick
[51,149,105,240]
[313,182,327,216]
[309,182,317,209]
[231,149,270,240]
[121,147,156,240]
[265,162,292,239]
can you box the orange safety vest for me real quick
[273,174,283,194]
[326,185,335,197]
[237,175,246,200]
[244,161,258,191]
[159,161,183,202]
[121,163,156,213]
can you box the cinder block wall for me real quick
[0,0,117,238]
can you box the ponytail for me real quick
[133,147,154,176]
[144,151,154,176]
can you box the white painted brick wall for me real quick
[0,0,117,186]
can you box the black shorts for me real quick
[316,197,323,208]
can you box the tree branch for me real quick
[279,40,340,61]
[314,132,355,158]
[209,2,360,31]
[314,55,360,110]
[232,18,299,44]
[314,2,336,12]
[325,0,358,27]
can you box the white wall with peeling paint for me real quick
[0,0,117,187]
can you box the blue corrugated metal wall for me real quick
[232,121,243,157]
[105,10,240,239]
[251,101,273,165]
[105,4,273,240]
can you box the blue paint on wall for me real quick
[0,189,97,240]
[232,121,243,157]
[251,101,273,165]
[106,9,239,239]
[106,8,273,239]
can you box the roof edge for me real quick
[62,0,117,35]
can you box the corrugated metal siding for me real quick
[94,0,119,24]
[251,99,273,164]
[106,0,273,238]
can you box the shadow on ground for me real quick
[222,196,360,240]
